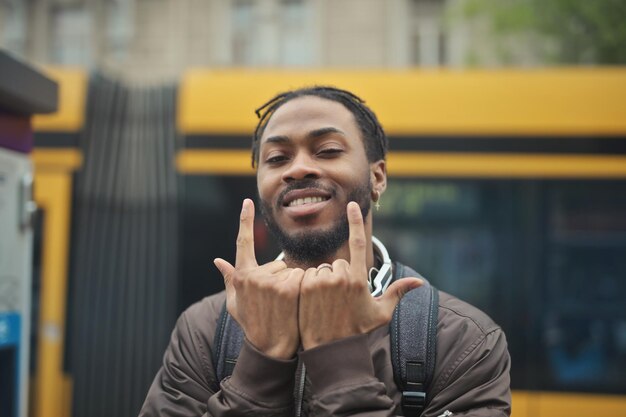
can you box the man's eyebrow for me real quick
[308,127,345,138]
[264,135,290,144]
[263,127,345,145]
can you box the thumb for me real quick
[214,258,235,290]
[214,258,239,319]
[377,277,423,314]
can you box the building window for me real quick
[410,0,447,67]
[0,0,27,57]
[50,7,93,66]
[232,0,257,66]
[231,0,314,67]
[278,0,314,66]
[104,0,133,63]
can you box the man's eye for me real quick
[318,148,343,157]
[266,155,288,164]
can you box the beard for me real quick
[259,177,372,265]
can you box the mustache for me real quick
[276,179,335,207]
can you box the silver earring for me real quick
[373,190,381,211]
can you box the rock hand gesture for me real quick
[214,199,422,356]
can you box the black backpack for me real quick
[212,262,439,417]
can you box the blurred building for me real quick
[0,0,476,80]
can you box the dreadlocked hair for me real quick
[251,86,388,168]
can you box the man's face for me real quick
[256,95,379,263]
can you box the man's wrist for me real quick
[248,337,299,360]
[226,338,299,405]
[300,333,375,396]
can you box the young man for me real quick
[140,87,511,417]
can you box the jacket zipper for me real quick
[295,363,306,417]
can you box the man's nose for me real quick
[281,152,322,182]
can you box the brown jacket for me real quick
[139,282,511,417]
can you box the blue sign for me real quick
[0,311,21,417]
[0,312,20,347]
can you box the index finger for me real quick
[347,201,367,276]
[235,198,257,268]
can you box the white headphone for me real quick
[370,236,393,297]
[275,235,393,297]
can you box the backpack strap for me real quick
[390,262,439,417]
[212,302,244,389]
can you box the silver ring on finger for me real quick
[317,263,333,272]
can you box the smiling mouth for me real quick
[287,196,330,207]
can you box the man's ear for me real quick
[370,159,387,195]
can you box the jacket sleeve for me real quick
[300,333,398,417]
[299,321,511,417]
[139,308,298,417]
[423,328,511,417]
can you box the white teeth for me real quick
[288,196,327,207]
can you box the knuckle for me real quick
[236,235,249,247]
[349,216,361,225]
[343,278,364,293]
[276,284,297,298]
[352,277,368,291]
[325,274,343,288]
[301,271,317,288]
[300,280,314,295]
[350,235,366,249]
[332,259,348,269]
[258,278,273,291]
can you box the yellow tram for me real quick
[31,68,626,417]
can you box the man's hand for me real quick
[214,199,304,359]
[298,201,423,350]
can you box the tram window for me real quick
[537,181,626,393]
[179,176,271,313]
[374,179,513,318]
[372,178,527,388]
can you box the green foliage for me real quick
[460,0,626,64]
